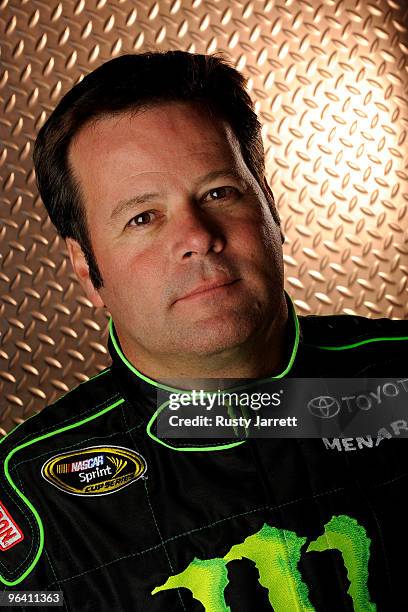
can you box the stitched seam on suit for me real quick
[352,358,404,375]
[0,392,121,577]
[143,479,187,611]
[372,471,408,489]
[13,470,71,612]
[44,483,349,587]
[9,420,145,471]
[2,390,120,452]
[120,404,186,611]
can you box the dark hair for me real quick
[33,51,279,290]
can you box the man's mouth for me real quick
[174,279,240,304]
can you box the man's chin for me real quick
[171,314,262,356]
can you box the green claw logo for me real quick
[152,515,376,611]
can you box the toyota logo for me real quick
[308,396,340,419]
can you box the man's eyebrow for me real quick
[110,192,160,222]
[109,169,245,222]
[193,168,245,190]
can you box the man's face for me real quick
[68,102,285,371]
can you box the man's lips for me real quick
[174,279,240,304]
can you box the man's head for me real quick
[34,51,282,289]
[33,51,287,378]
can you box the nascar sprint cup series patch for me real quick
[41,446,147,496]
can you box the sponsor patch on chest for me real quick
[41,446,147,496]
[0,500,24,551]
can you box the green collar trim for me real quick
[314,335,408,351]
[109,291,300,393]
[109,293,300,452]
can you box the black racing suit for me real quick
[1,292,408,611]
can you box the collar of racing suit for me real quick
[107,290,309,427]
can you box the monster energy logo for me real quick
[152,514,376,611]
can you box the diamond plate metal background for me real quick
[1,0,408,434]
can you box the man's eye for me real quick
[127,211,155,227]
[202,186,237,203]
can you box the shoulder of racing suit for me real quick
[299,312,408,347]
[0,366,121,587]
[1,365,119,455]
[297,313,408,376]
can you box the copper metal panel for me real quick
[1,0,408,434]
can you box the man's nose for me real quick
[170,206,226,261]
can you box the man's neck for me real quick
[117,297,290,389]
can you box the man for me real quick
[0,51,407,610]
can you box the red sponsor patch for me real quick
[0,500,24,551]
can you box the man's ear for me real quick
[262,176,285,245]
[65,238,104,307]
